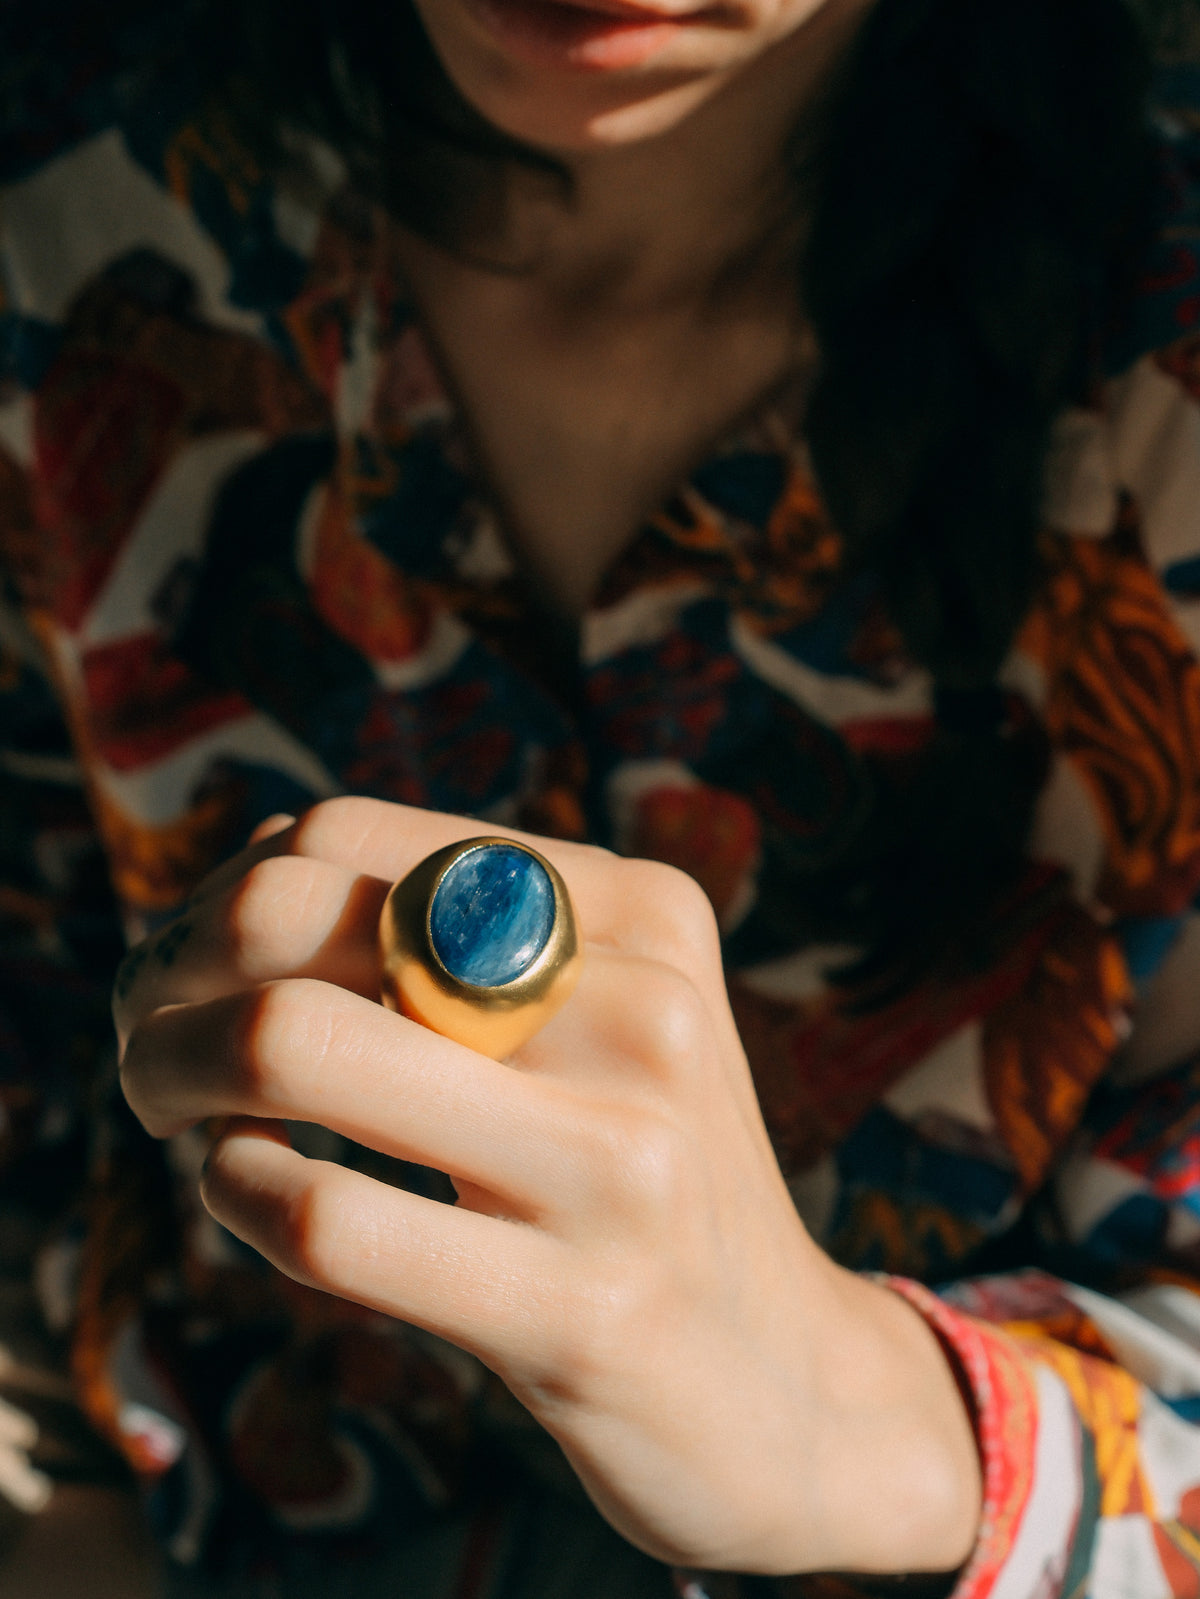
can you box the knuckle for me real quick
[591,1102,688,1216]
[574,838,618,871]
[113,914,202,1037]
[631,964,709,1077]
[118,1018,174,1135]
[289,795,372,859]
[640,856,709,915]
[225,855,307,951]
[619,858,718,963]
[288,1175,353,1288]
[116,1024,150,1119]
[657,858,713,919]
[236,980,330,1103]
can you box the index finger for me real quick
[202,796,720,974]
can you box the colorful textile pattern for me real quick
[4,21,1200,1595]
[930,1272,1200,1599]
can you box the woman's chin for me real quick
[476,73,731,151]
[414,0,746,153]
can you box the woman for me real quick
[3,0,1200,1592]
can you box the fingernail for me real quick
[201,1116,233,1181]
[248,813,296,846]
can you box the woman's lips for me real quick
[464,0,710,70]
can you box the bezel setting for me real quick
[379,836,581,1059]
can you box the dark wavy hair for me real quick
[80,0,1180,989]
[798,0,1156,991]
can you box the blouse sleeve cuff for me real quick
[884,1276,1082,1599]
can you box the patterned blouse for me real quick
[5,20,1200,1598]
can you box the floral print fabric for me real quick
[6,21,1200,1595]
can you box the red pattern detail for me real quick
[1092,1059,1200,1198]
[735,870,1081,1172]
[310,484,434,662]
[1141,245,1200,300]
[886,1279,1040,1599]
[33,353,184,630]
[588,631,743,761]
[1158,335,1200,402]
[81,633,252,770]
[624,783,761,930]
[839,716,933,757]
[1153,1525,1200,1599]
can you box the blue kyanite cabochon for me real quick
[429,845,555,987]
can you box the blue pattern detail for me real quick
[690,452,787,529]
[430,845,554,987]
[586,596,769,775]
[1103,116,1200,376]
[1117,913,1186,983]
[122,88,309,318]
[0,311,60,389]
[836,1108,1017,1227]
[1084,1193,1168,1264]
[1165,554,1200,597]
[772,573,881,679]
[361,435,471,575]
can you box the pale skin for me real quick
[117,0,984,1578]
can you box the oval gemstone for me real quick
[429,845,555,987]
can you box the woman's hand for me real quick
[115,797,980,1577]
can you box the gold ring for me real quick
[379,837,581,1059]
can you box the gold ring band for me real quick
[379,837,581,1059]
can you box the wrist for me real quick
[754,1261,982,1579]
[815,1267,981,1576]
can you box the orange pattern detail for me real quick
[26,612,251,917]
[162,108,262,217]
[828,1191,985,1279]
[310,478,434,662]
[599,453,846,628]
[91,783,248,917]
[983,915,1131,1191]
[1020,528,1200,916]
[733,875,1111,1178]
[1154,1522,1200,1599]
[1011,1329,1154,1519]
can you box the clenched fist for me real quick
[116,796,979,1579]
